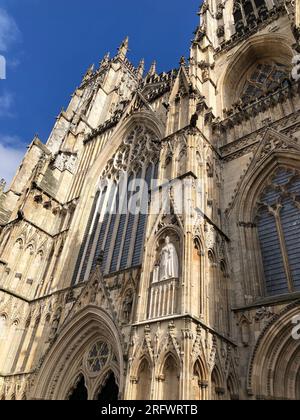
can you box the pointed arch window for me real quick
[256,168,300,296]
[72,126,160,284]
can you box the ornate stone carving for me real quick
[254,307,274,323]
[53,152,78,174]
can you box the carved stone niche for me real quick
[148,231,180,320]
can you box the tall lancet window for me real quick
[72,125,160,284]
[256,168,300,296]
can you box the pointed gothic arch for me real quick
[160,353,180,401]
[248,301,300,399]
[192,358,209,400]
[31,306,124,400]
[219,33,293,113]
[211,364,226,400]
[133,357,153,400]
[227,370,240,400]
[71,113,163,286]
[228,130,300,300]
[66,110,164,287]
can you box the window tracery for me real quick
[233,0,270,35]
[240,62,289,105]
[73,125,160,284]
[256,168,300,296]
[87,341,111,374]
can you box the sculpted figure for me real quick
[159,236,179,281]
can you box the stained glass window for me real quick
[87,341,110,373]
[241,63,289,105]
[256,169,300,296]
[73,125,160,283]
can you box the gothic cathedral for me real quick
[1,0,300,401]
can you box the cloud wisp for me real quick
[0,91,14,117]
[0,135,25,186]
[0,8,21,53]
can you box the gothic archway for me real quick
[248,301,300,399]
[32,306,124,400]
[228,131,300,302]
[192,359,208,400]
[211,366,225,400]
[135,358,152,400]
[219,33,293,112]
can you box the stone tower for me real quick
[0,1,300,400]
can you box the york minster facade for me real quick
[1,0,300,400]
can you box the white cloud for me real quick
[0,91,14,117]
[0,136,25,187]
[0,8,20,52]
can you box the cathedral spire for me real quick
[137,58,145,79]
[117,36,129,60]
[82,64,95,83]
[99,52,110,69]
[147,61,157,78]
[179,56,186,67]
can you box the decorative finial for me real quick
[180,56,186,66]
[137,58,145,79]
[0,179,6,193]
[82,64,95,82]
[100,52,110,68]
[118,36,129,60]
[147,61,157,78]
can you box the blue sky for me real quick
[0,0,200,184]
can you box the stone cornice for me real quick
[0,216,70,239]
[220,110,300,162]
[132,314,237,347]
[233,293,300,313]
[216,81,300,134]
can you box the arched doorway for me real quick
[96,372,119,401]
[32,307,124,400]
[248,303,300,399]
[68,375,88,401]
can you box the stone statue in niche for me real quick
[122,292,134,324]
[158,236,179,281]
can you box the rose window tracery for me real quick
[87,341,111,373]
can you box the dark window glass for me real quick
[257,169,300,296]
